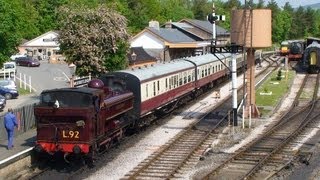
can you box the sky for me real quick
[269,0,319,8]
[224,0,320,8]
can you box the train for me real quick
[34,52,260,163]
[280,40,305,61]
[303,37,320,73]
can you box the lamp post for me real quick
[68,63,76,87]
[131,51,137,66]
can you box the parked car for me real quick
[0,62,17,78]
[16,57,40,67]
[0,86,19,99]
[0,79,16,89]
[0,95,6,111]
[10,53,27,61]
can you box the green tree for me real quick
[256,0,265,9]
[192,0,211,20]
[273,10,292,42]
[289,7,306,39]
[58,5,129,76]
[159,0,194,23]
[33,0,68,33]
[0,0,40,64]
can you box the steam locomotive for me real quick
[280,40,305,61]
[34,53,256,163]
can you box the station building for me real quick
[18,31,64,63]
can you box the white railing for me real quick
[17,73,33,93]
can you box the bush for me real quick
[277,70,282,80]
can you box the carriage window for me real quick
[146,84,148,97]
[188,75,191,82]
[202,70,204,77]
[205,69,208,76]
[157,81,160,91]
[166,78,168,89]
[153,82,156,96]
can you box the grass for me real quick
[256,69,295,116]
[18,87,33,95]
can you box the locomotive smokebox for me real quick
[231,9,272,48]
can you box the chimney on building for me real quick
[149,20,160,30]
[165,20,172,29]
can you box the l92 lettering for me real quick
[62,130,80,138]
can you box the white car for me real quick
[0,79,17,90]
[0,62,17,78]
[10,54,27,61]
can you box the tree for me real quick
[58,5,129,76]
[191,0,211,20]
[256,0,265,9]
[0,0,40,65]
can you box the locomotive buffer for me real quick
[207,3,242,126]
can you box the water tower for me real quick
[231,9,272,118]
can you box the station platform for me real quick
[0,129,35,167]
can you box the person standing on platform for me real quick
[4,108,18,150]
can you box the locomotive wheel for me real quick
[85,148,95,168]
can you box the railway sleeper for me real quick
[135,172,173,178]
[144,166,178,171]
[156,157,186,162]
[160,154,190,158]
[142,169,176,173]
[213,169,250,178]
[150,161,181,166]
[249,146,275,152]
[224,163,256,171]
[231,159,261,165]
[242,152,270,156]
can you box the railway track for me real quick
[202,73,320,180]
[26,54,278,179]
[121,56,281,179]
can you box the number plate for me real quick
[62,130,80,138]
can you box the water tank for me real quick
[231,9,272,48]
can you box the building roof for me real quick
[128,47,157,64]
[179,19,229,35]
[20,31,59,47]
[147,27,197,43]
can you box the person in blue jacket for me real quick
[4,108,18,150]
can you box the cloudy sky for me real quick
[224,0,319,8]
[270,0,319,7]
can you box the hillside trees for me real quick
[0,0,40,65]
[58,6,129,76]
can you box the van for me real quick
[0,62,17,78]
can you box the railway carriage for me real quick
[34,52,249,163]
[100,60,196,122]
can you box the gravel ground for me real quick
[83,65,258,179]
[81,61,309,180]
[183,73,306,179]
